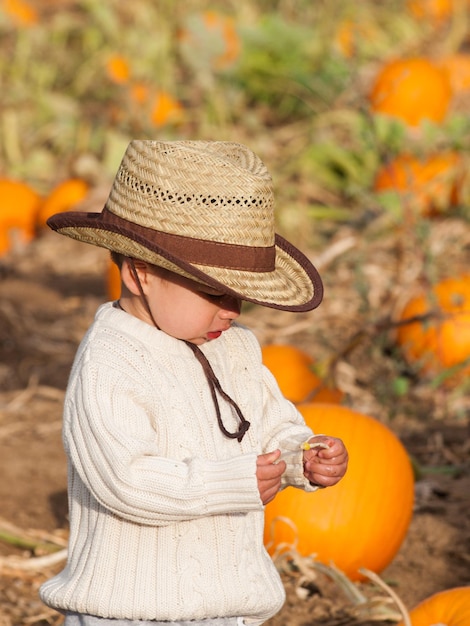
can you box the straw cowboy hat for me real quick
[47,140,323,311]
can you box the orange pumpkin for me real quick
[334,19,357,58]
[264,403,415,581]
[261,344,343,404]
[438,53,470,94]
[150,91,184,127]
[333,18,381,59]
[129,81,151,105]
[178,11,241,71]
[396,275,470,384]
[0,178,42,255]
[124,84,184,128]
[407,0,455,24]
[106,259,121,301]
[398,586,470,626]
[37,178,89,228]
[202,11,240,69]
[374,151,463,216]
[106,55,131,85]
[0,0,38,26]
[369,57,452,127]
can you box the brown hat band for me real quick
[55,208,276,272]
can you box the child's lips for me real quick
[207,330,222,339]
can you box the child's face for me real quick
[146,269,242,345]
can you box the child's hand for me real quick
[302,436,348,488]
[256,450,286,505]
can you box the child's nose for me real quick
[219,296,241,318]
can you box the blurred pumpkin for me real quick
[178,11,241,71]
[106,259,121,301]
[333,18,381,59]
[37,178,89,228]
[264,403,415,581]
[261,344,343,404]
[438,53,470,94]
[0,0,38,26]
[106,54,131,85]
[203,11,240,69]
[0,178,42,255]
[397,586,470,626]
[122,83,183,129]
[396,275,470,384]
[129,81,150,105]
[374,151,463,216]
[150,91,184,127]
[369,57,452,127]
[334,19,357,58]
[407,0,455,24]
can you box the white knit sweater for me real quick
[40,303,318,623]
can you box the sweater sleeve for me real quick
[64,356,262,526]
[223,325,320,492]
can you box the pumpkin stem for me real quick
[359,567,411,626]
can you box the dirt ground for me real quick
[0,220,469,626]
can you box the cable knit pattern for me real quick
[40,303,317,623]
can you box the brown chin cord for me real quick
[127,259,250,443]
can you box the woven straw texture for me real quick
[107,140,275,246]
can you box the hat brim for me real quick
[47,210,323,312]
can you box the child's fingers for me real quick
[300,440,329,451]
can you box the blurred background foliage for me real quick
[1,0,470,417]
[1,0,469,197]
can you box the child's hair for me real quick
[47,140,323,312]
[110,251,124,269]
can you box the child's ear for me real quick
[121,258,151,295]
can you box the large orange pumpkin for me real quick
[374,151,463,216]
[0,178,42,255]
[261,344,343,404]
[369,57,452,127]
[264,403,415,581]
[396,275,470,384]
[398,586,470,626]
[37,178,89,228]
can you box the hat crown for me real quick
[106,140,275,247]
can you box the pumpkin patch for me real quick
[1,0,470,622]
[264,403,415,581]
